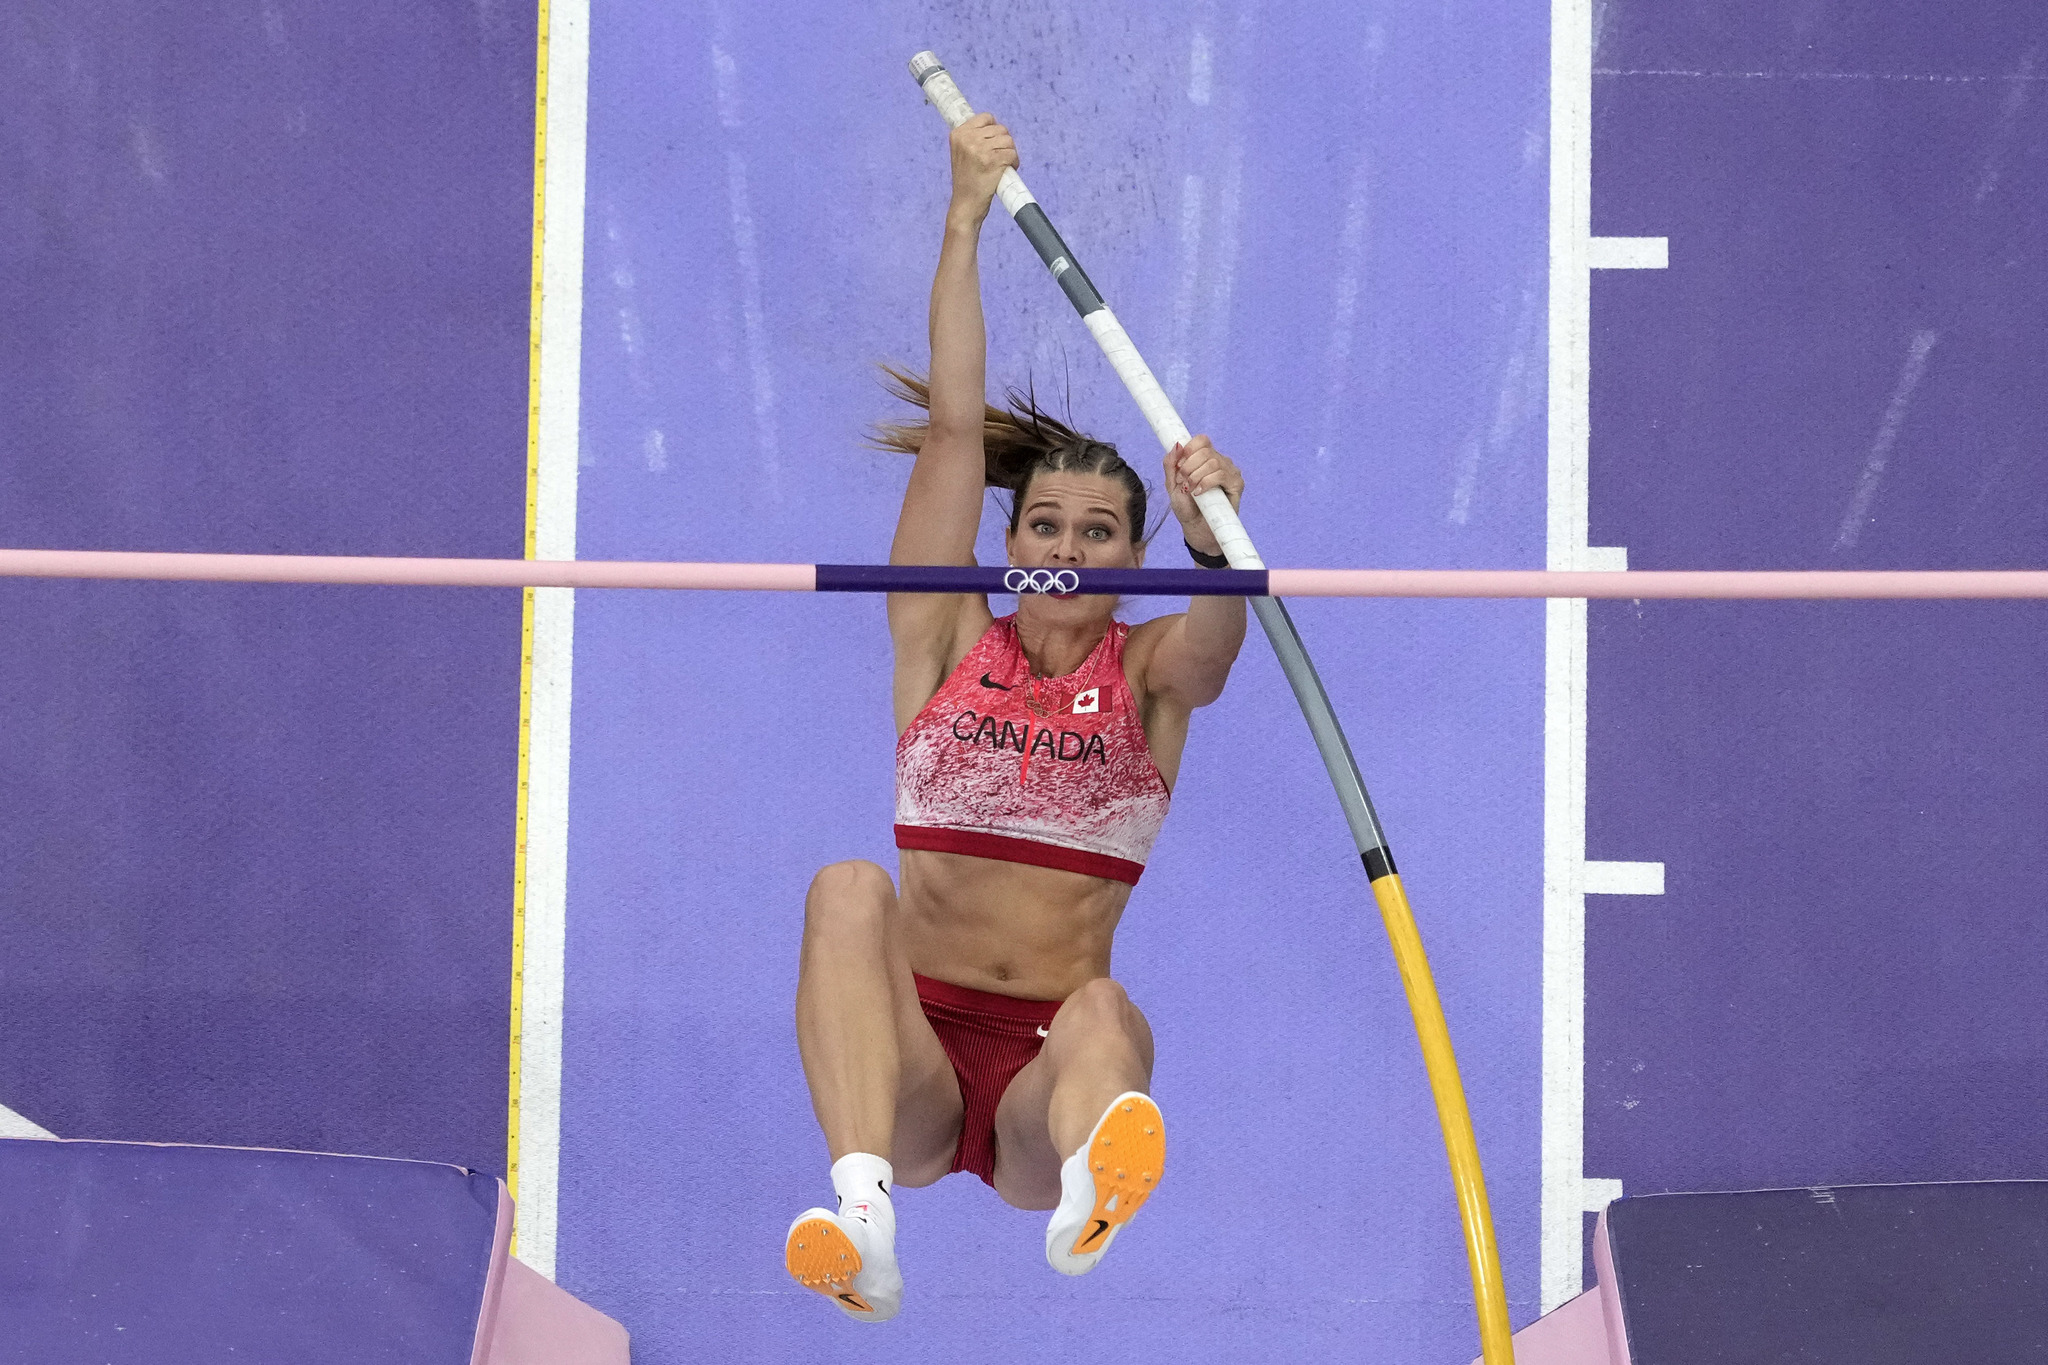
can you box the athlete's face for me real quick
[1007,470,1142,568]
[1006,470,1143,624]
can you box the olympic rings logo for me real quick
[1003,568,1082,594]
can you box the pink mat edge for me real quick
[1464,1206,1628,1365]
[468,1182,517,1365]
[1593,1208,1631,1365]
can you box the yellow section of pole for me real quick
[1369,871,1516,1365]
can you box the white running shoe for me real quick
[785,1197,902,1323]
[1045,1092,1166,1276]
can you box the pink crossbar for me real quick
[3,548,2047,598]
[1265,568,2048,599]
[0,549,814,592]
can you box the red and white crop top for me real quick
[895,615,1171,885]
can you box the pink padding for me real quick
[1268,568,2048,599]
[480,1257,630,1365]
[1463,1207,1632,1365]
[1468,1287,1611,1365]
[0,548,815,593]
[467,1183,517,1365]
[1592,1209,1631,1365]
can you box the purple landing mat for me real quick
[1584,4,2048,1200]
[0,3,534,1173]
[1605,1183,2048,1364]
[0,1138,499,1364]
[562,2,1545,1362]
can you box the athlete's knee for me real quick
[1049,977,1142,1044]
[803,860,894,941]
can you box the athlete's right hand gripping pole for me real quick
[910,52,1517,1365]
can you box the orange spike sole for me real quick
[785,1216,872,1314]
[1069,1095,1166,1256]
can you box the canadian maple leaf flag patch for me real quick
[1072,687,1100,714]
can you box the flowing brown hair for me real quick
[869,365,1152,543]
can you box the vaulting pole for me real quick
[908,51,1517,1365]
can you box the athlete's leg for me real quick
[795,859,962,1185]
[988,976,1155,1210]
[789,860,962,1321]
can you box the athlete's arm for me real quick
[1136,438,1248,708]
[887,114,1015,715]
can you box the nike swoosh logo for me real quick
[980,673,1011,690]
[1081,1218,1110,1249]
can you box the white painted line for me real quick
[1588,236,1668,270]
[1165,170,1204,407]
[536,0,588,568]
[1583,861,1664,896]
[1577,545,1628,572]
[1541,594,1592,1314]
[0,1103,57,1140]
[1547,0,1592,578]
[1834,329,1940,551]
[1543,0,1595,1316]
[711,39,781,491]
[514,0,588,1286]
[1545,0,1663,1316]
[517,586,575,1280]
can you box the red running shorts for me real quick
[913,973,1064,1187]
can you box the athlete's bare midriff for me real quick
[897,847,1133,1000]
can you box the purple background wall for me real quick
[559,3,1546,1362]
[0,2,534,1175]
[1585,3,2048,1194]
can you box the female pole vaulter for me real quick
[783,109,1248,1322]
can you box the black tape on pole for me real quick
[1012,204,1107,316]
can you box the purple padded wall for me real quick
[1606,1183,2048,1363]
[1584,3,2048,1196]
[0,1138,500,1364]
[0,2,533,1174]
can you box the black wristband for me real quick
[1184,539,1230,569]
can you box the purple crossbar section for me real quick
[814,562,1268,595]
[0,1137,499,1363]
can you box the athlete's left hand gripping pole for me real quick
[909,52,1518,1365]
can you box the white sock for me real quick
[831,1152,894,1226]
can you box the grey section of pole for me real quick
[1252,597,1393,863]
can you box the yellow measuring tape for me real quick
[508,0,553,1241]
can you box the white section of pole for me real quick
[909,53,1036,216]
[1080,310,1260,569]
[908,52,1259,570]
